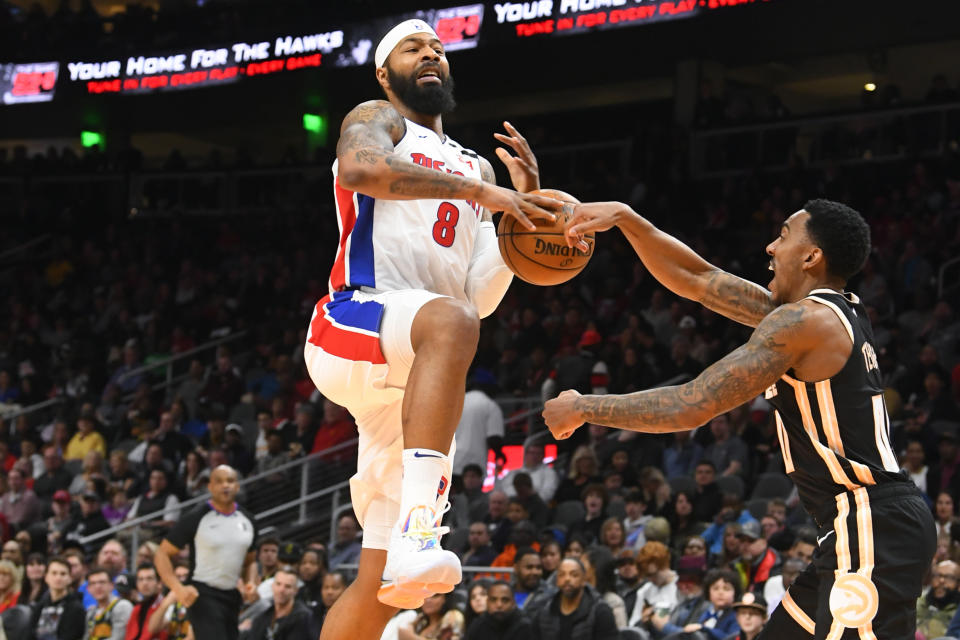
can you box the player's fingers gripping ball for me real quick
[497,188,595,285]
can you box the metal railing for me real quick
[691,101,960,178]
[78,438,358,558]
[116,330,249,392]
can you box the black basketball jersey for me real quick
[765,289,908,515]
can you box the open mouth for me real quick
[417,68,442,85]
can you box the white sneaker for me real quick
[377,504,462,609]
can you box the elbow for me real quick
[337,163,370,192]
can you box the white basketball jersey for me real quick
[329,118,485,299]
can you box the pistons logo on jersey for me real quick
[436,475,448,501]
[409,152,482,217]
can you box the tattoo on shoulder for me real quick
[478,156,496,185]
[572,304,803,432]
[336,100,406,163]
[699,269,776,327]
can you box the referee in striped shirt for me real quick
[155,465,259,640]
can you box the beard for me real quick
[387,63,456,115]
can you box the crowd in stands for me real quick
[0,50,958,639]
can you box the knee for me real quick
[414,298,480,355]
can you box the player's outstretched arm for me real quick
[542,303,811,438]
[336,100,560,229]
[565,202,775,327]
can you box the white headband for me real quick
[375,19,440,68]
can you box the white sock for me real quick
[399,448,449,529]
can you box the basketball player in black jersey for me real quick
[543,199,936,640]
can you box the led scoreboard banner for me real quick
[1,0,769,102]
[490,0,770,38]
[60,4,485,96]
[1,62,59,104]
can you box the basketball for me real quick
[496,188,595,286]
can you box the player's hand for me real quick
[494,121,540,193]
[475,183,561,231]
[175,585,199,608]
[543,389,584,440]
[564,202,634,245]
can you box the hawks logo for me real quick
[829,573,879,627]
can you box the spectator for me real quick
[623,489,652,549]
[106,342,143,396]
[928,433,960,502]
[902,439,930,494]
[570,484,608,544]
[45,493,72,555]
[68,450,106,496]
[257,538,281,583]
[248,566,317,640]
[257,430,290,483]
[150,412,194,467]
[728,592,767,640]
[934,491,956,538]
[294,548,326,612]
[126,470,180,532]
[466,581,533,640]
[917,560,960,639]
[0,466,40,529]
[35,446,72,500]
[510,473,549,529]
[23,552,47,605]
[615,552,643,618]
[656,568,740,640]
[461,522,497,567]
[702,494,757,556]
[223,424,254,475]
[783,529,816,565]
[512,547,544,608]
[63,492,110,557]
[31,556,85,640]
[671,491,708,553]
[97,539,129,583]
[200,353,243,409]
[629,541,677,626]
[283,403,318,456]
[499,442,558,503]
[703,414,748,478]
[0,559,19,613]
[106,450,136,498]
[254,411,274,460]
[650,556,710,639]
[317,571,348,630]
[453,380,505,476]
[464,580,489,631]
[762,557,804,616]
[125,564,164,640]
[84,565,134,640]
[181,450,209,498]
[586,549,628,628]
[529,557,617,640]
[491,518,538,571]
[395,592,465,640]
[598,518,627,557]
[554,446,601,504]
[730,521,781,595]
[692,461,723,523]
[664,431,704,479]
[484,491,511,552]
[540,541,562,581]
[309,400,356,461]
[146,563,192,640]
[328,513,361,569]
[65,413,107,462]
[460,464,486,506]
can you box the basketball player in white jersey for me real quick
[305,19,562,640]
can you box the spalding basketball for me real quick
[497,188,595,286]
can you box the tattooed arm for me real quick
[542,303,810,437]
[335,100,561,226]
[565,203,776,327]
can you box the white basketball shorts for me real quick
[304,288,456,550]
